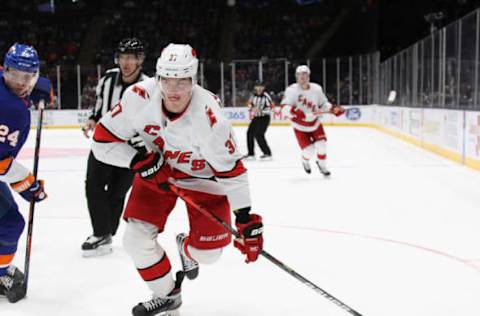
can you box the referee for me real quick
[244,80,274,160]
[80,38,149,257]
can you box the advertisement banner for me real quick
[465,111,480,165]
[31,109,90,128]
[407,108,422,138]
[422,109,444,146]
[442,110,463,153]
[31,106,373,128]
[28,106,480,170]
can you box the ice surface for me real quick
[4,125,480,316]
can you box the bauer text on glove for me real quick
[234,213,263,263]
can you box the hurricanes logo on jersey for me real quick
[298,95,316,110]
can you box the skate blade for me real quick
[185,268,199,280]
[82,245,113,258]
[160,307,181,316]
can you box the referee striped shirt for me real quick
[89,68,149,122]
[247,92,274,117]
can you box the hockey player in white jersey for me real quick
[91,43,263,316]
[281,65,345,176]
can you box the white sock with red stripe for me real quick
[123,219,175,297]
[315,140,327,165]
[301,144,315,161]
[316,154,327,168]
[137,252,175,297]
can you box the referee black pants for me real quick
[247,115,272,156]
[85,151,134,237]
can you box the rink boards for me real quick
[373,106,480,170]
[29,106,480,170]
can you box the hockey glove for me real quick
[290,107,306,120]
[11,174,47,202]
[234,209,263,263]
[130,152,164,179]
[330,105,346,117]
[128,134,148,155]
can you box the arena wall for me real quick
[30,105,480,170]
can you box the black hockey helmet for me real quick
[116,37,145,58]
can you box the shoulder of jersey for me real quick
[311,82,323,90]
[139,73,150,81]
[191,85,226,127]
[120,77,157,113]
[286,83,298,91]
[284,84,298,97]
[0,90,28,119]
[124,77,156,99]
[0,82,21,106]
[0,80,9,100]
[192,85,222,109]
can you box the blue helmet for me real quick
[4,43,40,73]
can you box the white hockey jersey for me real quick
[91,78,251,211]
[281,83,332,132]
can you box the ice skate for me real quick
[176,233,199,280]
[81,234,113,257]
[302,160,311,174]
[242,154,255,161]
[6,265,24,285]
[132,272,184,316]
[259,154,272,161]
[0,274,26,303]
[316,160,331,177]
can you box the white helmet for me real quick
[156,43,198,84]
[295,65,311,75]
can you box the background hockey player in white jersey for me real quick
[91,43,263,316]
[280,65,345,176]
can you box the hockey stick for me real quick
[23,100,45,295]
[313,107,360,117]
[167,183,363,316]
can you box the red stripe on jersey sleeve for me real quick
[137,254,172,282]
[213,160,246,178]
[93,123,126,143]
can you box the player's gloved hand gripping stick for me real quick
[128,146,364,315]
[167,183,364,316]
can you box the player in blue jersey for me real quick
[0,43,47,303]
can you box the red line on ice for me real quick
[17,148,89,159]
[274,224,480,274]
